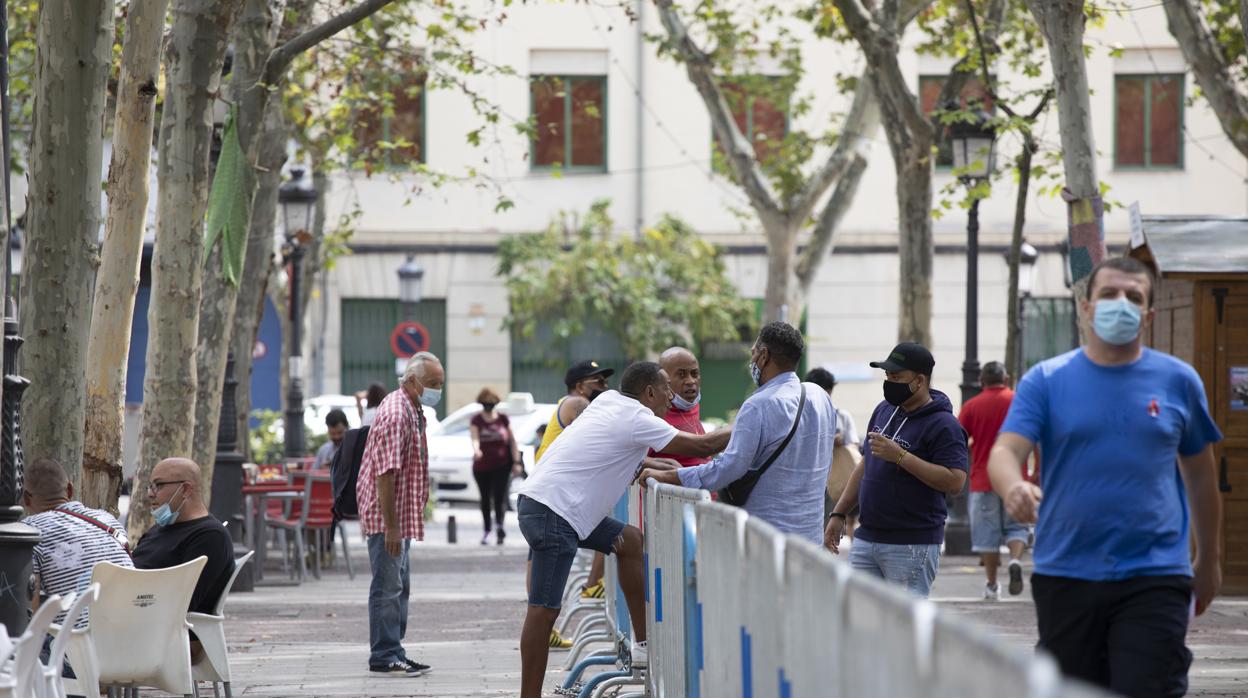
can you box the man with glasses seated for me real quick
[132,458,234,659]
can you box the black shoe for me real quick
[496,527,506,545]
[370,660,425,677]
[402,658,432,676]
[1007,559,1024,596]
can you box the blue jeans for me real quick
[850,540,941,597]
[366,534,411,666]
[517,495,625,609]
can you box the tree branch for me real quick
[788,70,877,226]
[653,0,785,228]
[1164,0,1248,159]
[263,0,397,85]
[796,154,868,289]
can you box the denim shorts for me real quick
[517,495,625,609]
[969,490,1030,553]
[849,539,941,597]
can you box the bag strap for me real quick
[752,384,806,481]
[52,506,133,556]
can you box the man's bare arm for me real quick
[377,471,401,556]
[988,432,1042,523]
[663,428,731,458]
[558,396,590,426]
[1179,444,1222,615]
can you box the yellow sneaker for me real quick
[548,629,573,649]
[580,581,605,599]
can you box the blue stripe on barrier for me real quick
[695,602,704,671]
[779,668,792,698]
[741,626,753,698]
[644,552,650,603]
[655,567,664,622]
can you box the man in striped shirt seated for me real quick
[22,456,134,626]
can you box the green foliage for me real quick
[249,408,323,463]
[249,409,287,465]
[498,199,757,360]
[204,104,252,285]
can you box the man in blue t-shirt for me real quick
[988,257,1222,698]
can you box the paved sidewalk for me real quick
[147,508,1247,697]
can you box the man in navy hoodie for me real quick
[824,342,969,597]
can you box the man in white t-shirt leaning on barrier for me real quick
[513,360,731,698]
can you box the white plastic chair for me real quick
[11,594,70,698]
[55,558,207,698]
[0,622,18,698]
[44,584,99,698]
[189,551,254,698]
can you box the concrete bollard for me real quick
[447,515,457,544]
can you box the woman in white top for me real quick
[355,382,388,426]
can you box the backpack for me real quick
[331,425,370,519]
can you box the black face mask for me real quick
[588,388,606,402]
[883,379,916,407]
[481,402,497,412]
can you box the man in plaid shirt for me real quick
[356,351,443,677]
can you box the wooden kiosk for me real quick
[1130,215,1248,593]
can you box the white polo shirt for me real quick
[515,390,678,539]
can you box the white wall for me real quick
[311,1,1247,426]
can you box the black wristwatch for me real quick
[827,512,847,521]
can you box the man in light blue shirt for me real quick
[641,322,836,543]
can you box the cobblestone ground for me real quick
[140,508,1246,697]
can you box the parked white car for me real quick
[427,393,555,504]
[305,393,439,437]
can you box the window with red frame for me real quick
[919,74,994,168]
[1114,74,1183,169]
[530,75,606,170]
[713,78,789,171]
[352,63,426,167]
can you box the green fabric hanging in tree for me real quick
[203,104,253,286]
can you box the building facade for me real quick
[306,2,1247,425]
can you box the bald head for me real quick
[153,457,202,485]
[147,457,210,521]
[659,346,701,403]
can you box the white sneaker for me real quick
[630,641,648,669]
[983,582,1000,601]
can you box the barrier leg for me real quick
[561,654,618,689]
[558,600,604,636]
[590,675,645,698]
[577,670,632,698]
[562,572,590,606]
[571,614,607,642]
[562,632,612,670]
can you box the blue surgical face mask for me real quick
[153,483,187,527]
[419,386,442,407]
[749,361,762,387]
[1092,297,1142,346]
[671,392,701,411]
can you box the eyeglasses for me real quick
[146,479,188,494]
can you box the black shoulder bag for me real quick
[718,385,806,507]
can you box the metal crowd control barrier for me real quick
[628,484,1115,698]
[643,483,710,697]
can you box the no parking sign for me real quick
[390,321,431,359]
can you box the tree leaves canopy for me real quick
[499,199,756,360]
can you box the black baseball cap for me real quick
[564,360,614,388]
[870,342,935,376]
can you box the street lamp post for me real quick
[279,168,318,460]
[946,109,997,556]
[397,255,424,321]
[0,3,37,634]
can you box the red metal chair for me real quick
[304,472,354,580]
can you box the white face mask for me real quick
[671,392,701,411]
